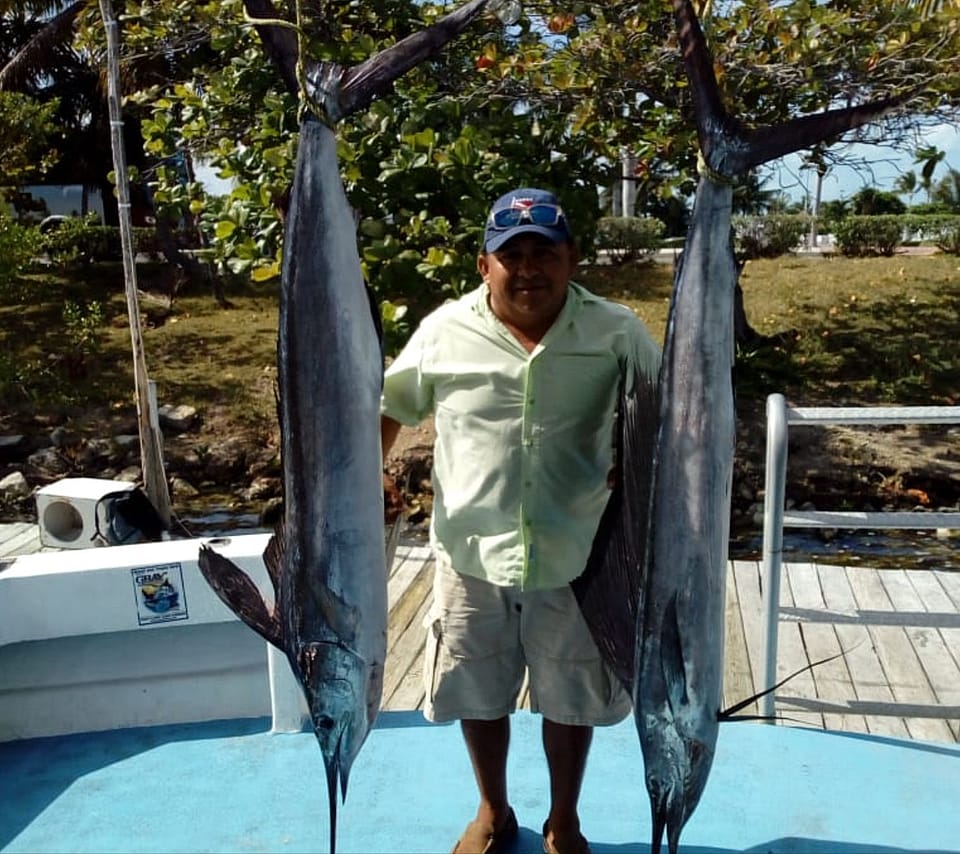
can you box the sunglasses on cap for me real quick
[487,203,566,229]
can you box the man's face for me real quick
[478,234,578,341]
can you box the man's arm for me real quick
[381,415,402,463]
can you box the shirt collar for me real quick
[474,280,591,349]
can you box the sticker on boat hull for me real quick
[132,563,188,625]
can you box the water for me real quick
[181,507,959,571]
[731,527,960,570]
[176,508,268,539]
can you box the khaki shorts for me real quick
[422,556,632,726]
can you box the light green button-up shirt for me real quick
[381,281,660,590]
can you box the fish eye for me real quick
[315,715,336,731]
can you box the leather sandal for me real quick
[542,820,590,854]
[451,807,519,854]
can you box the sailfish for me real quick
[197,2,496,852]
[575,3,919,852]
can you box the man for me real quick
[380,188,660,854]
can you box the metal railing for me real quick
[758,393,960,719]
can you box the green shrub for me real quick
[733,214,809,259]
[40,216,170,266]
[41,214,116,264]
[595,216,664,264]
[63,299,104,354]
[0,213,41,297]
[902,214,960,255]
[0,351,66,402]
[833,216,903,257]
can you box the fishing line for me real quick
[718,643,863,722]
[696,150,736,185]
[239,3,335,125]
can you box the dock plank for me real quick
[775,564,824,729]
[885,570,960,742]
[723,562,755,715]
[383,590,432,711]
[934,568,960,611]
[845,567,953,743]
[730,561,765,701]
[817,565,911,739]
[784,563,866,733]
[0,523,41,560]
[909,571,960,673]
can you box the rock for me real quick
[169,447,204,473]
[26,447,70,477]
[0,471,30,500]
[202,437,248,482]
[170,476,200,498]
[113,434,140,451]
[159,404,198,433]
[49,426,72,448]
[74,438,115,469]
[246,447,280,479]
[259,497,283,527]
[0,435,28,462]
[117,466,142,482]
[244,476,281,501]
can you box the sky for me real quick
[764,123,960,206]
[194,124,960,209]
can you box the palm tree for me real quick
[0,1,206,223]
[0,1,111,217]
[915,145,947,203]
[894,170,919,204]
[932,168,960,213]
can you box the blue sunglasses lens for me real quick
[490,204,564,229]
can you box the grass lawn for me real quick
[1,252,957,530]
[3,253,956,430]
[581,253,960,409]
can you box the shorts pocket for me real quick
[423,615,443,704]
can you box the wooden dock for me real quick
[3,523,958,742]
[0,522,43,565]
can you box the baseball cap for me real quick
[483,188,572,253]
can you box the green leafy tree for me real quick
[850,186,907,215]
[26,0,959,324]
[819,198,852,231]
[0,91,59,213]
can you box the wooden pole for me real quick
[99,0,172,527]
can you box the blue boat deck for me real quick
[2,521,960,740]
[2,711,958,853]
[3,522,960,852]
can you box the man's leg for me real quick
[542,719,592,847]
[461,716,512,828]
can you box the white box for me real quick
[36,477,138,549]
